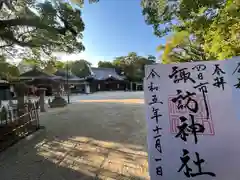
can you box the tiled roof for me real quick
[91,68,125,81]
[20,68,52,77]
[19,68,62,80]
[54,70,85,81]
[54,70,84,80]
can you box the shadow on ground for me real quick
[0,101,149,179]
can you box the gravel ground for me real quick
[0,92,149,180]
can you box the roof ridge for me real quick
[91,67,115,69]
[20,67,55,77]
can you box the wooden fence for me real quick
[0,100,40,152]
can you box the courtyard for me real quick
[0,91,149,180]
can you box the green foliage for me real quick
[98,61,115,68]
[0,0,97,56]
[157,31,207,64]
[21,58,43,68]
[142,0,240,63]
[43,56,66,73]
[142,0,223,38]
[19,54,66,74]
[98,52,156,81]
[7,65,20,79]
[203,1,240,60]
[67,0,99,7]
[44,58,58,74]
[147,55,157,61]
[70,59,91,78]
[54,60,66,70]
[0,56,20,80]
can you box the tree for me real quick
[112,52,156,81]
[147,55,157,61]
[70,59,91,78]
[98,61,115,68]
[54,60,66,70]
[113,55,134,80]
[0,55,20,80]
[157,31,207,64]
[7,65,20,79]
[0,0,98,57]
[142,0,240,62]
[20,58,43,69]
[68,0,99,7]
[44,58,58,74]
[203,1,240,60]
[19,53,66,74]
[43,57,66,73]
[142,0,225,38]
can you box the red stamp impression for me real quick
[168,94,215,135]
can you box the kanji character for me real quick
[175,114,205,144]
[212,64,225,76]
[146,69,160,80]
[172,90,198,113]
[169,66,196,84]
[148,82,158,92]
[178,149,216,177]
[213,77,226,90]
[151,107,162,123]
[148,94,163,105]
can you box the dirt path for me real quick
[0,99,149,179]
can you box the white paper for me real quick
[144,57,240,180]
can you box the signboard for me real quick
[144,57,240,180]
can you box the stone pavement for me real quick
[0,97,149,180]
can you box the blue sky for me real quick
[58,0,166,66]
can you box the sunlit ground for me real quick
[36,136,148,179]
[79,99,144,104]
[0,93,149,179]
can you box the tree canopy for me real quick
[18,53,66,74]
[157,31,207,64]
[142,0,240,63]
[69,59,91,78]
[98,61,115,68]
[0,56,20,80]
[0,0,98,57]
[98,53,156,81]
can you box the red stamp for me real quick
[168,94,215,135]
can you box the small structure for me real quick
[19,67,63,96]
[88,68,127,92]
[129,81,143,91]
[0,79,12,101]
[19,68,68,108]
[54,70,90,94]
